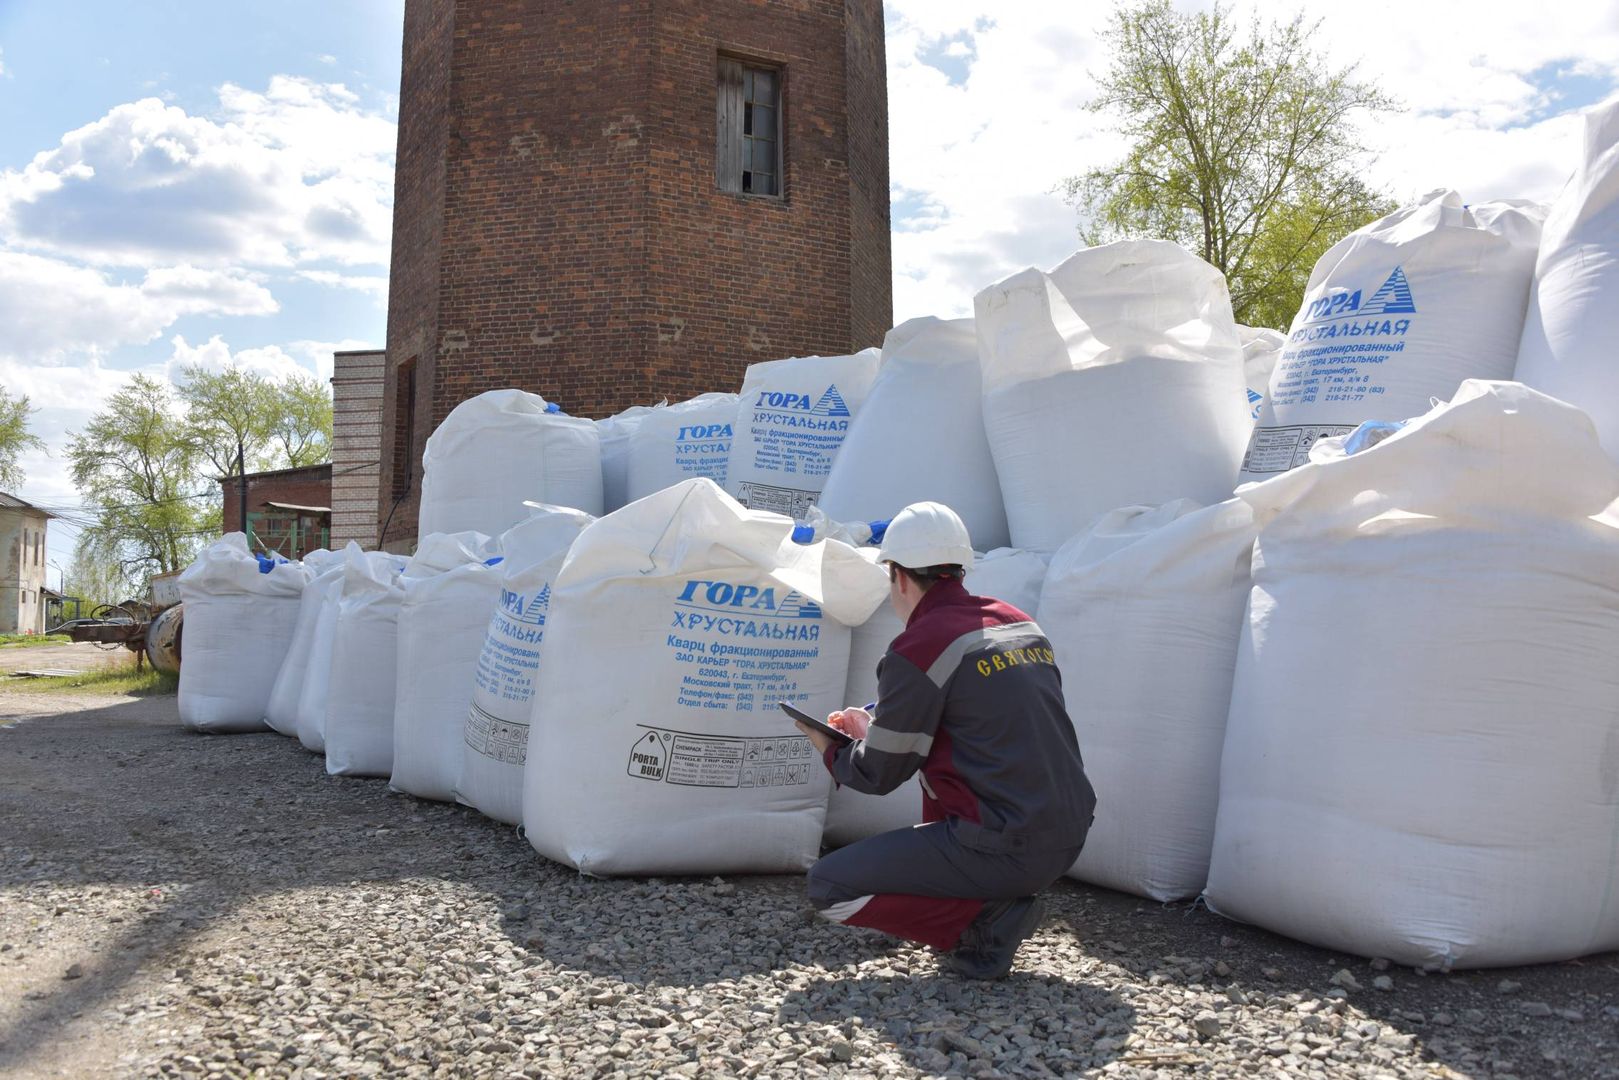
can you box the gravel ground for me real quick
[1,690,1616,1080]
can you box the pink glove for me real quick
[829,707,872,740]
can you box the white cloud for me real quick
[295,269,388,300]
[0,76,395,270]
[165,334,314,385]
[0,252,276,360]
[882,1,1619,323]
[0,45,7,78]
[285,338,381,383]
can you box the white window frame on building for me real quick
[716,56,783,198]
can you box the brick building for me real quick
[378,0,892,546]
[0,493,51,634]
[219,464,333,561]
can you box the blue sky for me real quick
[1,0,1616,577]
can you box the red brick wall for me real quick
[379,0,891,547]
[219,466,333,535]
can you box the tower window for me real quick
[717,57,781,197]
[392,357,417,499]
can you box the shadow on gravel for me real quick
[777,972,1136,1074]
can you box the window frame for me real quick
[716,54,785,201]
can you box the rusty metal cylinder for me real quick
[146,604,183,673]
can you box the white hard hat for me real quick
[877,502,975,571]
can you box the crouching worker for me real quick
[795,502,1096,980]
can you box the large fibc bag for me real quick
[1515,98,1619,460]
[458,505,594,825]
[1039,499,1256,902]
[597,403,661,513]
[522,479,887,875]
[389,532,503,802]
[824,546,1049,847]
[1206,380,1619,969]
[178,535,308,734]
[725,350,881,518]
[264,548,345,737]
[625,393,739,503]
[1240,190,1545,482]
[324,547,412,777]
[818,318,1009,551]
[296,545,407,755]
[418,389,604,538]
[975,241,1250,552]
[1238,326,1284,423]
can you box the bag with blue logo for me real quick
[389,531,504,803]
[522,478,887,875]
[724,350,880,520]
[178,533,310,734]
[625,392,739,505]
[1240,190,1545,483]
[458,505,594,825]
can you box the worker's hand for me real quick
[795,721,837,755]
[829,707,871,740]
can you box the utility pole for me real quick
[237,437,249,549]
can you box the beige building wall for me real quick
[0,499,50,634]
[330,350,385,549]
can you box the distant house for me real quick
[218,463,333,561]
[0,493,52,634]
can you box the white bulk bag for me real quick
[975,241,1250,552]
[418,389,604,538]
[725,350,881,518]
[1207,380,1619,969]
[1515,98,1619,460]
[818,318,1010,551]
[597,403,662,513]
[459,505,594,825]
[522,479,887,875]
[178,535,308,733]
[1238,326,1285,423]
[1039,500,1256,902]
[825,546,1050,846]
[324,547,411,777]
[265,548,345,737]
[625,393,739,503]
[390,532,503,802]
[294,549,361,754]
[296,546,406,757]
[1240,190,1545,482]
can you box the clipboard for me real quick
[779,701,854,746]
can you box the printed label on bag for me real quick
[473,584,551,704]
[1241,424,1357,474]
[1267,266,1416,412]
[466,701,528,765]
[666,578,823,713]
[740,384,850,497]
[628,726,814,788]
[673,423,732,484]
[736,481,817,518]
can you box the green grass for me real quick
[0,634,70,647]
[4,654,178,696]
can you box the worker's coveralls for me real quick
[807,579,1096,951]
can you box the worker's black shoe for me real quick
[943,896,1044,980]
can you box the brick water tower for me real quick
[378,0,892,546]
